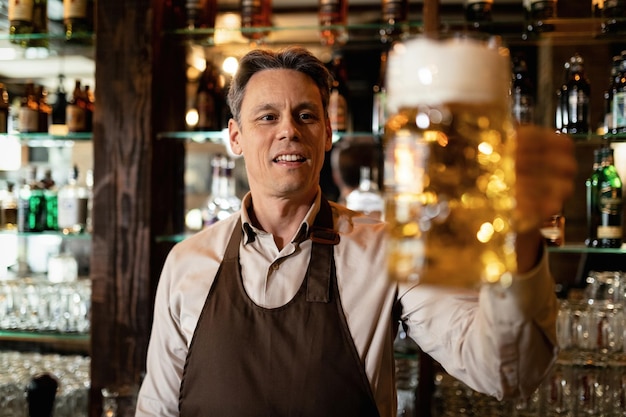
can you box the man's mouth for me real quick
[273,154,307,163]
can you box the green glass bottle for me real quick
[596,146,623,248]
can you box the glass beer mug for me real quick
[384,35,518,288]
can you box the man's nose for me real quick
[278,115,300,140]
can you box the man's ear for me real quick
[228,119,243,156]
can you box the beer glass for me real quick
[384,34,517,287]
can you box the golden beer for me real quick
[384,36,517,288]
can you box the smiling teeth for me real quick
[275,154,304,162]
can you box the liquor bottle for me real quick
[195,59,224,131]
[346,166,384,220]
[557,53,591,135]
[526,0,557,33]
[36,85,51,133]
[8,0,34,47]
[0,83,8,134]
[380,0,408,43]
[185,0,217,29]
[601,0,626,33]
[465,0,493,26]
[51,75,67,128]
[327,51,350,134]
[394,323,419,417]
[202,154,241,227]
[595,146,623,248]
[603,55,622,135]
[63,0,94,41]
[18,82,39,133]
[372,49,388,135]
[66,79,86,132]
[31,0,48,48]
[511,55,535,125]
[83,84,94,132]
[26,373,58,417]
[585,148,602,247]
[612,52,626,134]
[57,165,89,234]
[319,0,348,46]
[0,181,18,230]
[17,166,47,232]
[39,168,58,231]
[240,0,272,43]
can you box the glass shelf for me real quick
[157,130,379,144]
[0,230,91,240]
[547,244,626,255]
[0,132,93,147]
[0,329,89,347]
[169,18,626,48]
[0,32,94,42]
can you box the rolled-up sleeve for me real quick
[398,250,559,400]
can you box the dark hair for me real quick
[227,46,332,123]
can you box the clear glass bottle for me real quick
[557,53,591,135]
[57,166,89,234]
[202,154,242,227]
[0,181,18,230]
[511,54,535,125]
[346,166,384,220]
[319,0,348,46]
[240,0,272,43]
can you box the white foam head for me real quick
[386,36,511,114]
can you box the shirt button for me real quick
[271,263,279,271]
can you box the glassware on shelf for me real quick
[345,166,384,220]
[201,154,241,228]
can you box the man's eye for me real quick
[260,114,277,121]
[299,113,315,121]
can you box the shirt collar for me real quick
[239,189,322,245]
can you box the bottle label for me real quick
[58,196,89,230]
[66,104,86,132]
[18,107,38,132]
[8,0,34,21]
[614,91,626,129]
[63,0,88,19]
[597,225,622,239]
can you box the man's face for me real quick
[229,69,332,202]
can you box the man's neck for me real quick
[247,192,317,251]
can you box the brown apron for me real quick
[179,198,381,417]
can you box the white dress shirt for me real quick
[135,189,558,417]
